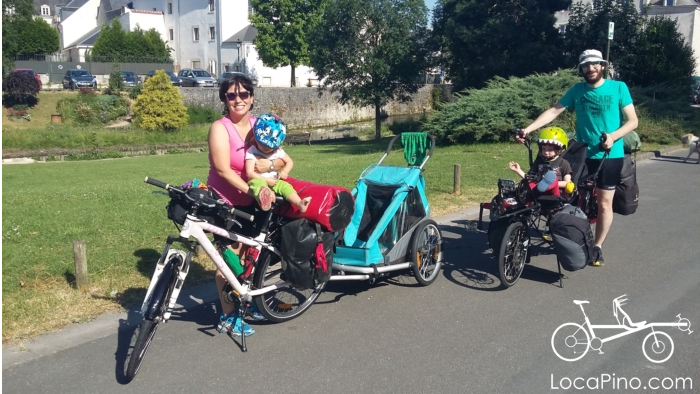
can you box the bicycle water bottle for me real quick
[223,248,244,277]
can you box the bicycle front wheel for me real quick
[253,251,324,323]
[125,318,158,382]
[551,323,590,362]
[642,331,674,363]
[497,221,529,288]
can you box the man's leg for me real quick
[594,187,615,247]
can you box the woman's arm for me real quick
[209,121,250,195]
[254,158,285,174]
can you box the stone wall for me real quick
[179,85,436,129]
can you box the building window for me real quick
[41,5,50,15]
[209,26,215,40]
[209,60,217,76]
[558,24,567,35]
[168,2,172,14]
[665,0,674,5]
[169,28,174,41]
[193,27,199,42]
[192,60,201,69]
[208,0,215,12]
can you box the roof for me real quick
[65,25,100,47]
[64,0,89,8]
[130,8,162,15]
[224,25,258,43]
[649,0,698,5]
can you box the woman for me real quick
[207,74,285,337]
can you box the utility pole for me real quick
[605,22,614,79]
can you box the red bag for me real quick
[274,177,354,232]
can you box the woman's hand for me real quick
[254,158,282,174]
[278,171,288,180]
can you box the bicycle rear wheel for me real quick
[253,251,324,323]
[125,318,158,382]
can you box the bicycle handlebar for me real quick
[144,177,255,222]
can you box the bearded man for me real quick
[517,49,639,267]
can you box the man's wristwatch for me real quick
[269,160,275,172]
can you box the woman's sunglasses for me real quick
[226,91,251,101]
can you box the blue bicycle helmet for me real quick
[254,113,287,149]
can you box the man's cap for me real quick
[578,49,608,67]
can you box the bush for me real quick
[423,70,580,144]
[2,71,40,107]
[187,105,220,125]
[128,84,142,100]
[133,70,188,131]
[56,93,130,126]
[104,71,125,95]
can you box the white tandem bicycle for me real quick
[551,295,692,363]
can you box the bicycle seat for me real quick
[627,320,647,328]
[573,300,589,305]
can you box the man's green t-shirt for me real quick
[559,80,633,159]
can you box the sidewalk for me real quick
[2,146,686,369]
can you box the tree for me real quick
[621,16,695,87]
[432,0,570,91]
[250,0,325,87]
[89,19,171,63]
[133,70,188,131]
[2,71,41,107]
[309,0,430,139]
[2,0,34,74]
[562,1,695,88]
[562,0,645,69]
[14,17,59,56]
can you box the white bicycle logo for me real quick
[551,295,692,363]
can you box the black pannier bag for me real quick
[167,187,221,225]
[613,154,639,215]
[279,218,335,290]
[549,205,595,271]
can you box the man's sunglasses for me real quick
[581,62,602,69]
[226,91,251,101]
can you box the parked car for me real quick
[13,68,42,89]
[217,71,258,86]
[145,70,181,86]
[120,71,141,87]
[177,68,216,87]
[63,69,97,90]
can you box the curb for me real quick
[0,145,686,368]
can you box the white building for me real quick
[555,0,700,75]
[50,0,318,86]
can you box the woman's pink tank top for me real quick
[207,115,256,206]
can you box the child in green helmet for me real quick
[508,127,573,196]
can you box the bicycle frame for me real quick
[140,214,288,319]
[575,302,689,345]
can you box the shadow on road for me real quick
[439,219,562,291]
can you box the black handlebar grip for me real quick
[599,133,611,152]
[229,207,255,222]
[145,177,170,189]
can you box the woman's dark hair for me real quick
[219,73,255,103]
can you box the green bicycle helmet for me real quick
[537,127,568,150]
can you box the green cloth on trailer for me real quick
[401,132,429,166]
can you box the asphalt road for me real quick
[3,150,699,394]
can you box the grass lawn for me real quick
[2,91,74,131]
[2,137,535,343]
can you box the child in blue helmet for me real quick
[245,113,311,212]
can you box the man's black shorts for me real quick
[586,157,623,190]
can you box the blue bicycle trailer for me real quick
[330,132,443,286]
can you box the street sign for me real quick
[608,22,615,40]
